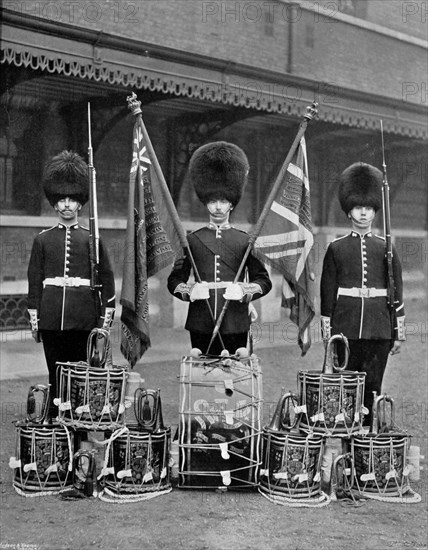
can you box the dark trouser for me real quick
[190,332,248,356]
[41,330,91,418]
[339,339,392,428]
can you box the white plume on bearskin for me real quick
[339,162,383,214]
[43,150,89,206]
[189,141,249,207]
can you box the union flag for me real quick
[120,115,179,367]
[253,137,315,355]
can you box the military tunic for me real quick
[27,222,115,412]
[320,230,405,425]
[320,231,404,340]
[167,225,271,347]
[28,222,115,329]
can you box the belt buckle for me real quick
[64,277,80,287]
[359,287,370,298]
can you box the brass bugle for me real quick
[371,392,395,434]
[134,388,165,432]
[322,334,350,374]
[266,391,299,432]
[26,384,50,425]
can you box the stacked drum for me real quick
[98,388,172,502]
[346,394,414,499]
[55,362,127,432]
[259,391,326,505]
[10,385,74,496]
[10,328,172,502]
[259,335,418,506]
[11,330,420,504]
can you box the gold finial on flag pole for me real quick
[127,92,142,116]
[305,102,319,121]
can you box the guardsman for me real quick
[27,150,115,419]
[320,162,406,426]
[167,141,272,355]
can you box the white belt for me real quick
[338,287,387,298]
[43,277,91,288]
[205,282,233,289]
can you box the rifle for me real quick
[87,103,101,298]
[380,120,396,339]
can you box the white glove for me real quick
[190,282,210,302]
[223,283,244,301]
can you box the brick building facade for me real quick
[1,0,427,335]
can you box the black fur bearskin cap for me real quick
[189,141,249,207]
[339,162,383,214]
[43,150,89,207]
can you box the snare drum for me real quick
[99,428,171,501]
[350,434,411,496]
[179,353,262,489]
[259,430,324,499]
[297,371,366,435]
[56,363,127,430]
[10,424,73,496]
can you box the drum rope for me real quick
[12,484,73,498]
[98,486,172,503]
[354,487,422,503]
[259,488,331,507]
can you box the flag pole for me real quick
[126,92,226,350]
[206,102,319,352]
[127,93,190,251]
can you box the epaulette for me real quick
[331,234,348,243]
[234,227,249,235]
[375,234,385,241]
[80,225,90,231]
[39,225,57,234]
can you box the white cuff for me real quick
[321,316,331,341]
[238,283,262,301]
[174,283,191,300]
[28,309,39,331]
[395,316,406,341]
[102,307,115,329]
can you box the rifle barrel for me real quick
[88,103,100,287]
[380,120,395,314]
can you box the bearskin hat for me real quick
[43,150,89,207]
[189,141,249,207]
[338,162,383,214]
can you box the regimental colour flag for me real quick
[120,116,179,367]
[253,137,315,355]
